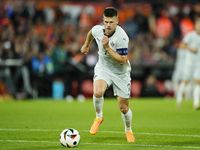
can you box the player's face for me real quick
[195,21,200,34]
[103,16,118,35]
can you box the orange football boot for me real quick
[90,117,104,135]
[125,131,135,142]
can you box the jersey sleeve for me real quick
[116,36,129,56]
[91,25,102,38]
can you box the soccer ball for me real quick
[60,128,80,148]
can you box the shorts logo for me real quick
[127,83,130,97]
[94,75,97,79]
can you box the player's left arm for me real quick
[101,36,127,65]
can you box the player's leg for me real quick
[112,71,134,142]
[193,80,200,109]
[90,79,107,135]
[172,79,179,98]
[184,81,193,100]
[193,68,200,109]
[171,67,180,98]
[117,96,131,131]
[176,62,192,108]
[117,96,135,142]
[176,80,189,108]
[93,79,107,119]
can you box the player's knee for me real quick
[119,105,129,114]
[94,90,104,98]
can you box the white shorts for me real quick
[93,67,131,99]
[182,61,200,80]
[172,66,184,82]
[194,63,200,80]
[182,61,194,80]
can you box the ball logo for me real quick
[60,128,80,148]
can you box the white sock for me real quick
[193,84,200,107]
[185,82,192,100]
[172,81,179,97]
[177,81,185,103]
[93,95,104,119]
[121,109,132,132]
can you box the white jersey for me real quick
[181,30,200,80]
[172,48,186,81]
[183,30,200,64]
[175,48,186,69]
[91,25,131,74]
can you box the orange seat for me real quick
[81,80,93,98]
[155,80,166,94]
[131,80,142,97]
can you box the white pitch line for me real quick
[0,129,61,132]
[1,128,200,138]
[0,140,58,143]
[0,140,200,149]
[83,143,200,149]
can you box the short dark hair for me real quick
[103,7,118,18]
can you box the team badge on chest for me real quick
[110,41,115,47]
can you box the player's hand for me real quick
[80,44,89,55]
[190,47,198,53]
[101,36,109,50]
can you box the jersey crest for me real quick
[110,41,115,47]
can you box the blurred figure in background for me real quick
[31,48,54,97]
[171,47,188,98]
[140,74,165,97]
[172,7,194,99]
[0,41,16,97]
[51,42,69,100]
[176,18,200,110]
[67,42,86,102]
[51,41,86,101]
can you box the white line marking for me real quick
[0,140,58,143]
[0,129,61,132]
[0,140,200,149]
[1,128,200,138]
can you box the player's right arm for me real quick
[179,42,197,53]
[81,30,94,55]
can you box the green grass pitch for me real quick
[0,98,200,150]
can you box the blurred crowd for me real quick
[0,0,200,99]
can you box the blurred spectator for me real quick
[51,41,85,101]
[44,5,55,24]
[66,42,86,101]
[31,49,54,97]
[123,16,139,39]
[154,9,173,39]
[12,37,33,98]
[140,74,165,97]
[0,41,16,96]
[134,5,150,33]
[0,78,13,101]
[189,3,200,22]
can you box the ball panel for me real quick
[60,128,80,148]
